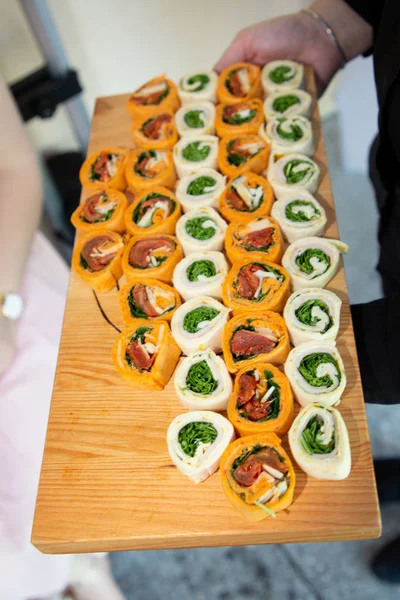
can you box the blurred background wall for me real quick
[0,0,378,174]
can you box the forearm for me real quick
[308,0,373,61]
[0,77,42,292]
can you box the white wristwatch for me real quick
[0,293,24,320]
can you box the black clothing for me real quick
[344,0,400,404]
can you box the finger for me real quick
[214,30,250,73]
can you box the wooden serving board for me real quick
[32,70,381,554]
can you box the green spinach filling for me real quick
[295,299,333,333]
[183,306,219,333]
[272,95,300,114]
[276,119,303,141]
[301,415,335,455]
[178,421,218,457]
[185,359,218,395]
[183,74,209,92]
[283,159,314,184]
[184,110,205,129]
[132,193,174,226]
[285,199,319,222]
[269,65,295,84]
[295,248,330,276]
[187,176,216,196]
[223,108,256,125]
[182,141,210,162]
[298,352,341,388]
[186,259,217,282]
[185,216,216,240]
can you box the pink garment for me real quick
[0,232,72,599]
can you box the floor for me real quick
[44,114,400,599]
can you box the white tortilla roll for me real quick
[261,60,304,95]
[178,70,218,105]
[175,168,226,212]
[289,403,351,480]
[171,296,230,355]
[172,251,228,301]
[271,191,327,242]
[284,340,347,407]
[268,153,320,199]
[264,90,312,121]
[167,410,235,483]
[173,135,219,179]
[282,236,348,291]
[283,288,342,346]
[260,116,315,156]
[176,206,227,255]
[174,349,233,411]
[175,101,216,137]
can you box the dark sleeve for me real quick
[344,0,384,29]
[351,295,400,405]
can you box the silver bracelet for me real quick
[302,8,347,68]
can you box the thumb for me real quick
[214,30,251,73]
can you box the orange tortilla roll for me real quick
[122,233,183,283]
[126,75,180,120]
[217,63,262,105]
[225,216,282,264]
[222,259,290,315]
[79,147,128,191]
[215,99,264,137]
[222,311,290,373]
[227,362,294,437]
[125,148,176,195]
[71,189,128,233]
[119,279,181,325]
[112,320,181,390]
[124,187,181,236]
[131,112,178,150]
[218,135,270,178]
[220,432,296,522]
[219,172,274,223]
[72,229,124,293]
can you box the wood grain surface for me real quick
[32,70,381,554]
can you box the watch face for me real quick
[2,293,24,320]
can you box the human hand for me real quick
[214,12,342,95]
[0,314,17,375]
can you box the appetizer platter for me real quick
[32,64,381,553]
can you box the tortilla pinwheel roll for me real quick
[172,251,228,301]
[174,350,233,411]
[228,362,294,437]
[263,90,312,121]
[225,216,283,264]
[175,101,216,136]
[289,403,351,480]
[222,259,290,315]
[131,112,178,150]
[282,236,349,290]
[125,149,176,195]
[80,147,128,191]
[126,75,180,120]
[178,70,218,105]
[261,60,304,95]
[173,135,219,179]
[220,433,296,522]
[271,191,327,242]
[283,288,342,346]
[119,278,181,325]
[124,187,181,236]
[176,206,227,255]
[268,153,320,199]
[71,189,128,234]
[72,229,124,293]
[167,411,235,483]
[171,296,230,355]
[175,168,226,213]
[218,135,270,178]
[260,115,315,156]
[217,63,262,105]
[215,99,264,137]
[112,320,180,391]
[284,340,347,407]
[223,311,290,373]
[219,172,274,222]
[122,234,183,283]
